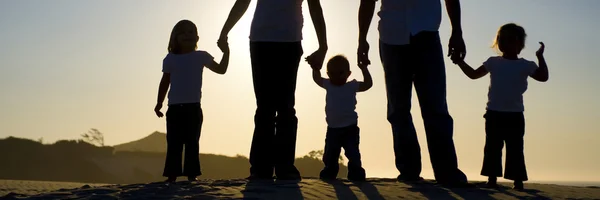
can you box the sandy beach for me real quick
[1,178,599,200]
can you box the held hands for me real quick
[305,48,327,70]
[358,63,369,70]
[357,40,371,67]
[448,30,467,61]
[218,36,230,53]
[536,42,545,57]
[154,103,164,118]
[450,52,465,65]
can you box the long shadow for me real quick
[242,179,304,200]
[402,180,500,200]
[437,181,550,200]
[353,181,386,200]
[494,186,551,200]
[322,179,359,200]
[441,182,497,200]
[405,181,461,200]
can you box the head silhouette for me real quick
[492,23,527,57]
[327,55,351,86]
[168,20,199,54]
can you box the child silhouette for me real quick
[309,55,373,181]
[452,23,549,190]
[154,19,230,183]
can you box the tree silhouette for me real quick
[81,128,104,147]
[307,150,344,163]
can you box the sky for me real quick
[1,0,599,182]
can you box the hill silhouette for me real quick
[113,131,166,153]
[0,131,348,184]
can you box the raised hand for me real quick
[154,103,164,118]
[357,40,371,67]
[536,42,545,57]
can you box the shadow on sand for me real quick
[405,180,551,200]
[322,179,386,200]
[242,179,304,200]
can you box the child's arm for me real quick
[530,42,549,82]
[454,60,488,80]
[154,73,170,118]
[206,42,230,74]
[357,65,373,92]
[312,69,325,89]
[218,0,252,41]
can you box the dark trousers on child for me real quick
[320,124,366,180]
[163,103,203,177]
[481,110,528,181]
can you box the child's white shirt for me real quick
[324,79,359,128]
[484,56,538,112]
[162,51,214,105]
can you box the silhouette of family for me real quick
[154,0,549,191]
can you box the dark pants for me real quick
[320,124,366,180]
[248,42,303,178]
[481,110,528,181]
[163,103,203,177]
[379,31,467,183]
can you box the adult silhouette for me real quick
[357,0,469,186]
[218,0,328,180]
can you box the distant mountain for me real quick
[113,131,166,153]
[0,132,348,184]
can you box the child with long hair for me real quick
[452,23,549,190]
[154,19,230,183]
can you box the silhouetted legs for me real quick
[249,42,303,180]
[320,124,366,181]
[380,31,467,184]
[163,103,203,179]
[481,110,528,189]
[380,39,421,181]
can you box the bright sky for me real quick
[1,0,599,182]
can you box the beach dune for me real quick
[2,178,599,200]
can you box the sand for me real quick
[1,178,599,200]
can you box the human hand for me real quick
[218,39,229,53]
[450,53,465,65]
[306,48,327,70]
[357,40,371,67]
[154,103,164,118]
[358,63,369,70]
[448,31,467,60]
[536,42,545,57]
[218,32,228,42]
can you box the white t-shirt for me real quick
[250,0,304,42]
[162,51,214,105]
[324,79,360,128]
[484,57,538,112]
[378,0,442,45]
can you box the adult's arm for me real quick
[219,0,252,40]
